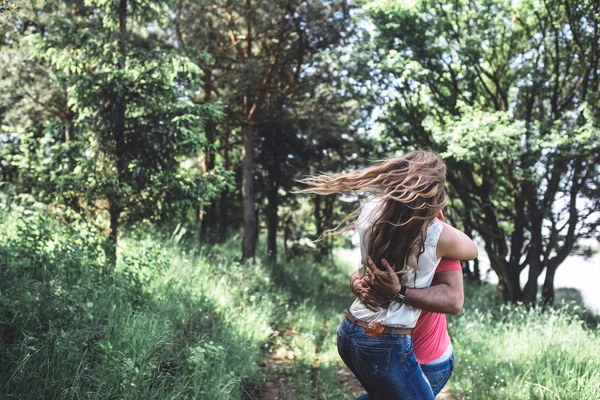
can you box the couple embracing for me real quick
[301,150,477,399]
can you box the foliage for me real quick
[449,283,600,400]
[362,0,600,303]
[0,200,353,398]
[0,0,229,247]
[2,200,599,399]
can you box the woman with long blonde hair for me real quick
[300,150,477,399]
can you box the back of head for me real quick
[299,150,447,273]
[368,151,447,274]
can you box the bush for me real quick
[0,200,353,399]
[0,200,274,398]
[449,284,600,400]
[3,199,599,399]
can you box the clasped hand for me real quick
[351,256,402,312]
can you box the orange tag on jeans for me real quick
[365,322,384,339]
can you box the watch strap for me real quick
[391,285,407,304]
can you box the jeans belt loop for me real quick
[390,327,395,338]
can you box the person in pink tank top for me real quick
[351,236,463,397]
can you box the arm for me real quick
[350,270,359,296]
[403,269,464,315]
[350,269,390,312]
[436,222,478,260]
[360,257,464,314]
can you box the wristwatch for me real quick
[390,285,407,304]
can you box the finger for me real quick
[360,295,379,311]
[381,258,396,275]
[363,297,381,311]
[366,257,378,275]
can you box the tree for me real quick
[172,0,353,259]
[1,0,227,268]
[255,66,367,260]
[364,0,600,303]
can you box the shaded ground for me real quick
[253,327,458,400]
[337,364,457,400]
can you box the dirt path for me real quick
[436,388,457,400]
[337,364,367,398]
[249,324,458,400]
[252,343,458,400]
[246,328,298,400]
[337,364,457,400]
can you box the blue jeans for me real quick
[351,347,455,399]
[337,316,435,400]
[421,351,455,396]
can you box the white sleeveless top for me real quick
[349,197,443,328]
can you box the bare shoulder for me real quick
[436,222,478,260]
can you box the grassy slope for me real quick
[449,284,600,400]
[1,203,599,399]
[0,203,356,399]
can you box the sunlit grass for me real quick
[2,202,600,399]
[0,202,353,399]
[449,284,600,400]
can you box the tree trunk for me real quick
[242,121,257,260]
[107,203,120,269]
[106,0,127,271]
[505,266,523,302]
[266,165,279,261]
[201,201,218,235]
[323,196,335,258]
[473,256,481,282]
[313,195,324,262]
[522,262,544,305]
[461,260,474,281]
[218,128,230,240]
[219,191,228,240]
[200,74,218,236]
[495,259,523,302]
[522,244,543,304]
[542,262,558,306]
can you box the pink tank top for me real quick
[412,258,462,364]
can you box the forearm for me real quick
[404,284,463,315]
[350,271,359,297]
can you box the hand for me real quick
[353,276,390,312]
[365,257,402,300]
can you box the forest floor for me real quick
[251,322,457,400]
[252,328,365,400]
[3,206,599,400]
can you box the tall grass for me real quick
[0,200,353,399]
[0,200,277,398]
[1,199,599,399]
[448,284,600,400]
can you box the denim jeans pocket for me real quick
[353,344,391,380]
[421,354,455,395]
[425,367,451,394]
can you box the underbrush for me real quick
[2,199,599,400]
[449,284,600,400]
[0,199,354,399]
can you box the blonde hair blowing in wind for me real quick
[299,150,447,275]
